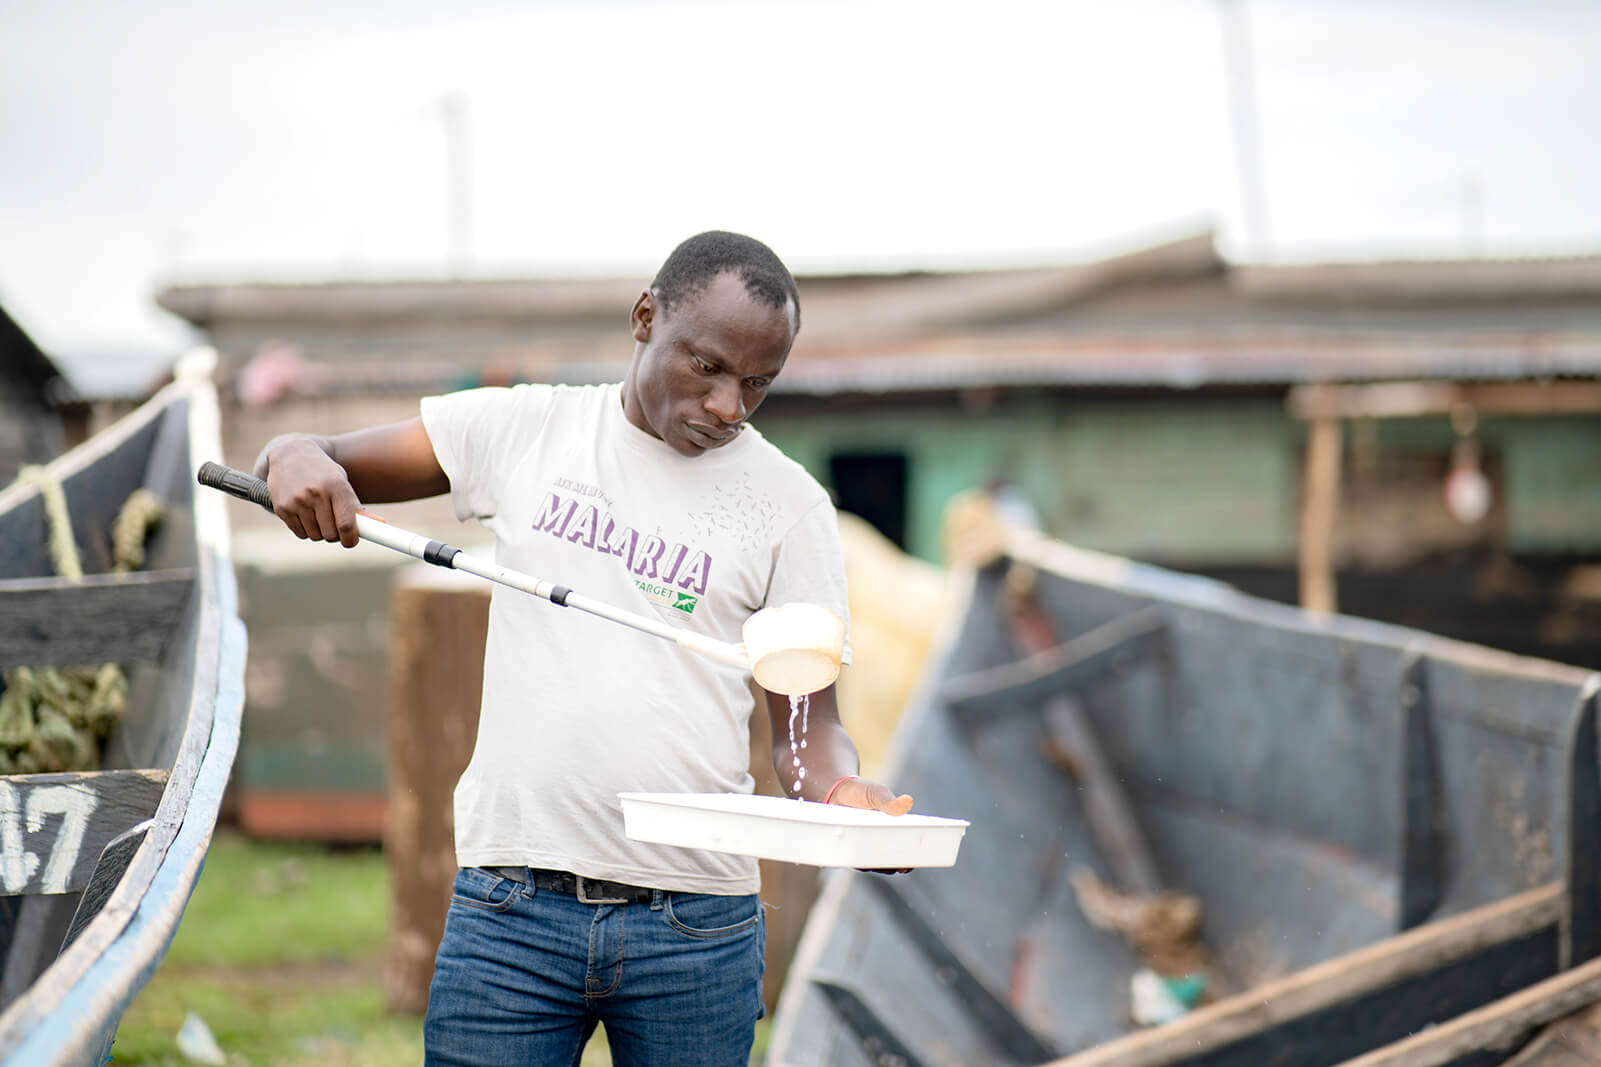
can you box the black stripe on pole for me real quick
[422,540,461,567]
[550,585,571,606]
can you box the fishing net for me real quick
[0,467,163,774]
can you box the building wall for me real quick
[759,394,1601,569]
[1503,415,1601,554]
[757,394,1299,565]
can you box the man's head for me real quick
[623,232,801,457]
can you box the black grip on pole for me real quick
[423,540,460,568]
[197,462,274,512]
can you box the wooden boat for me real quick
[769,521,1601,1067]
[0,353,246,1065]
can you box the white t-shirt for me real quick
[419,381,850,894]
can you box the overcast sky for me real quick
[3,0,1600,366]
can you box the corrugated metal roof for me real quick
[269,329,1601,399]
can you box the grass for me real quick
[112,832,770,1065]
[111,833,419,1066]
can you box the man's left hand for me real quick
[825,776,914,874]
[825,776,913,816]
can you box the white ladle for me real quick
[199,463,844,696]
[742,601,845,696]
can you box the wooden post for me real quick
[1299,413,1342,614]
[383,565,489,1016]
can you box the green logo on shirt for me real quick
[634,579,698,615]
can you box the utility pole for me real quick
[440,92,474,277]
[1460,174,1485,257]
[1217,0,1271,259]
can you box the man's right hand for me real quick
[252,417,450,548]
[255,435,364,547]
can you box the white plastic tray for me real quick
[618,792,970,869]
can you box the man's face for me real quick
[624,270,796,457]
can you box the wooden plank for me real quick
[1399,654,1443,930]
[1042,695,1163,894]
[1190,926,1554,1066]
[861,877,1058,1062]
[942,607,1168,724]
[1562,680,1601,970]
[1334,953,1601,1067]
[1009,596,1165,896]
[0,770,167,897]
[1290,381,1601,422]
[813,979,931,1067]
[60,819,152,955]
[1498,1003,1601,1067]
[1298,414,1341,614]
[0,570,194,669]
[1045,884,1563,1067]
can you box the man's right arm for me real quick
[252,417,448,547]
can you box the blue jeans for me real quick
[423,867,765,1066]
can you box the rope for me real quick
[0,470,163,774]
[111,490,163,572]
[15,466,83,580]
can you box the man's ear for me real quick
[631,290,654,343]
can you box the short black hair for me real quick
[650,231,801,331]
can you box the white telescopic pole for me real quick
[198,463,751,672]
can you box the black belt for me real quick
[483,866,655,905]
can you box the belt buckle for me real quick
[575,877,630,905]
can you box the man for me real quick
[253,231,912,1065]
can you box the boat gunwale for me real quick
[1041,883,1566,1067]
[1334,951,1601,1067]
[1010,529,1597,695]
